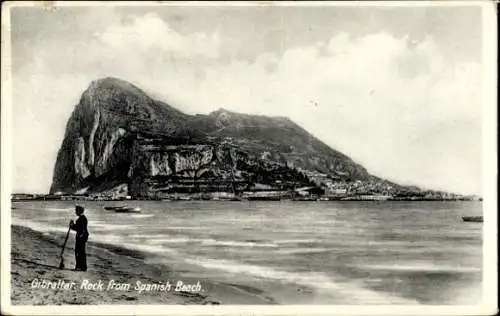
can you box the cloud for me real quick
[95,13,220,60]
[12,11,482,195]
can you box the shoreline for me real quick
[11,198,482,203]
[10,225,275,305]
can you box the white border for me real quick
[480,0,498,312]
[0,0,494,7]
[1,0,14,313]
[1,1,497,315]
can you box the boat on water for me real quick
[247,196,281,201]
[462,216,483,223]
[212,196,244,201]
[173,196,193,201]
[104,206,141,213]
[213,194,244,201]
[162,196,192,201]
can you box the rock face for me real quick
[50,77,373,197]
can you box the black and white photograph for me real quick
[1,1,497,315]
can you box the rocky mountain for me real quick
[50,77,379,198]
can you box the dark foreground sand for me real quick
[11,225,275,305]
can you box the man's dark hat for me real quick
[75,205,85,213]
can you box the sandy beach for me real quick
[10,225,275,305]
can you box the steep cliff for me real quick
[50,77,372,196]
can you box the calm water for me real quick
[11,200,482,305]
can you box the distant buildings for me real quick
[10,166,481,202]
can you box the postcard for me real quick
[1,1,497,315]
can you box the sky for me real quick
[8,3,488,195]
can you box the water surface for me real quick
[11,200,483,304]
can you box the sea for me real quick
[11,200,483,305]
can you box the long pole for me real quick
[58,223,71,269]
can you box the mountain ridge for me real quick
[50,77,407,198]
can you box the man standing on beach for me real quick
[69,205,89,271]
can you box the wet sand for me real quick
[10,225,275,305]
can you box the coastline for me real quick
[10,225,275,305]
[11,197,482,202]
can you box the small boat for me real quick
[104,206,141,213]
[462,216,483,223]
[247,196,281,201]
[172,196,192,201]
